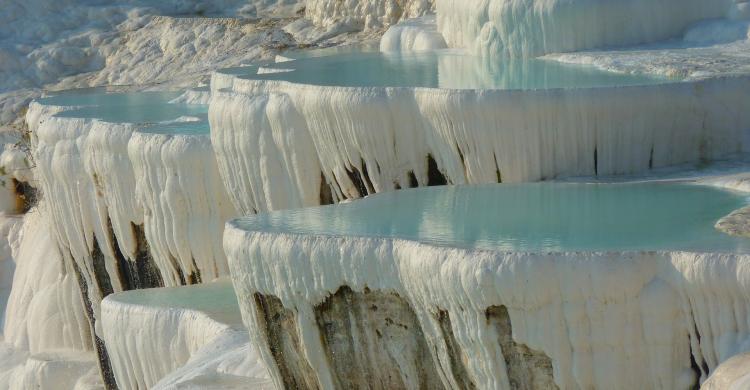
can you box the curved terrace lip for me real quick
[225,225,743,258]
[226,181,750,256]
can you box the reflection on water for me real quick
[248,49,668,89]
[41,89,181,108]
[238,183,750,253]
[282,43,381,60]
[139,114,210,135]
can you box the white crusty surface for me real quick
[225,223,750,389]
[210,73,750,214]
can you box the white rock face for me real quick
[435,0,733,57]
[210,74,750,214]
[224,223,750,389]
[34,114,131,329]
[128,131,236,284]
[2,207,90,355]
[31,100,236,293]
[0,216,20,329]
[9,350,98,390]
[0,205,95,389]
[210,90,325,214]
[28,96,236,386]
[379,16,447,52]
[305,0,435,30]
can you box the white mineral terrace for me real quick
[30,89,233,297]
[3,3,750,388]
[225,182,750,389]
[100,280,271,389]
[209,45,750,215]
[21,89,237,388]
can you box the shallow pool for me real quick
[235,182,750,253]
[241,49,669,89]
[40,89,182,107]
[109,280,241,324]
[42,89,209,130]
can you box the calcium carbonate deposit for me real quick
[1,0,750,389]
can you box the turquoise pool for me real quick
[235,182,750,253]
[239,49,669,89]
[107,280,241,325]
[41,89,209,133]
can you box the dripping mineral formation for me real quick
[1,0,750,389]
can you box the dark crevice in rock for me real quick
[361,160,376,194]
[486,306,558,390]
[110,218,135,291]
[345,164,369,198]
[115,223,163,290]
[319,172,334,205]
[253,293,320,390]
[593,148,599,176]
[175,263,187,286]
[69,254,118,390]
[130,223,164,288]
[688,336,702,390]
[407,170,419,188]
[12,178,36,213]
[427,154,448,186]
[187,269,202,285]
[91,236,114,297]
[698,126,709,166]
[456,142,468,178]
[314,286,445,390]
[648,145,655,170]
[436,310,476,390]
[493,153,503,183]
[692,322,710,378]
